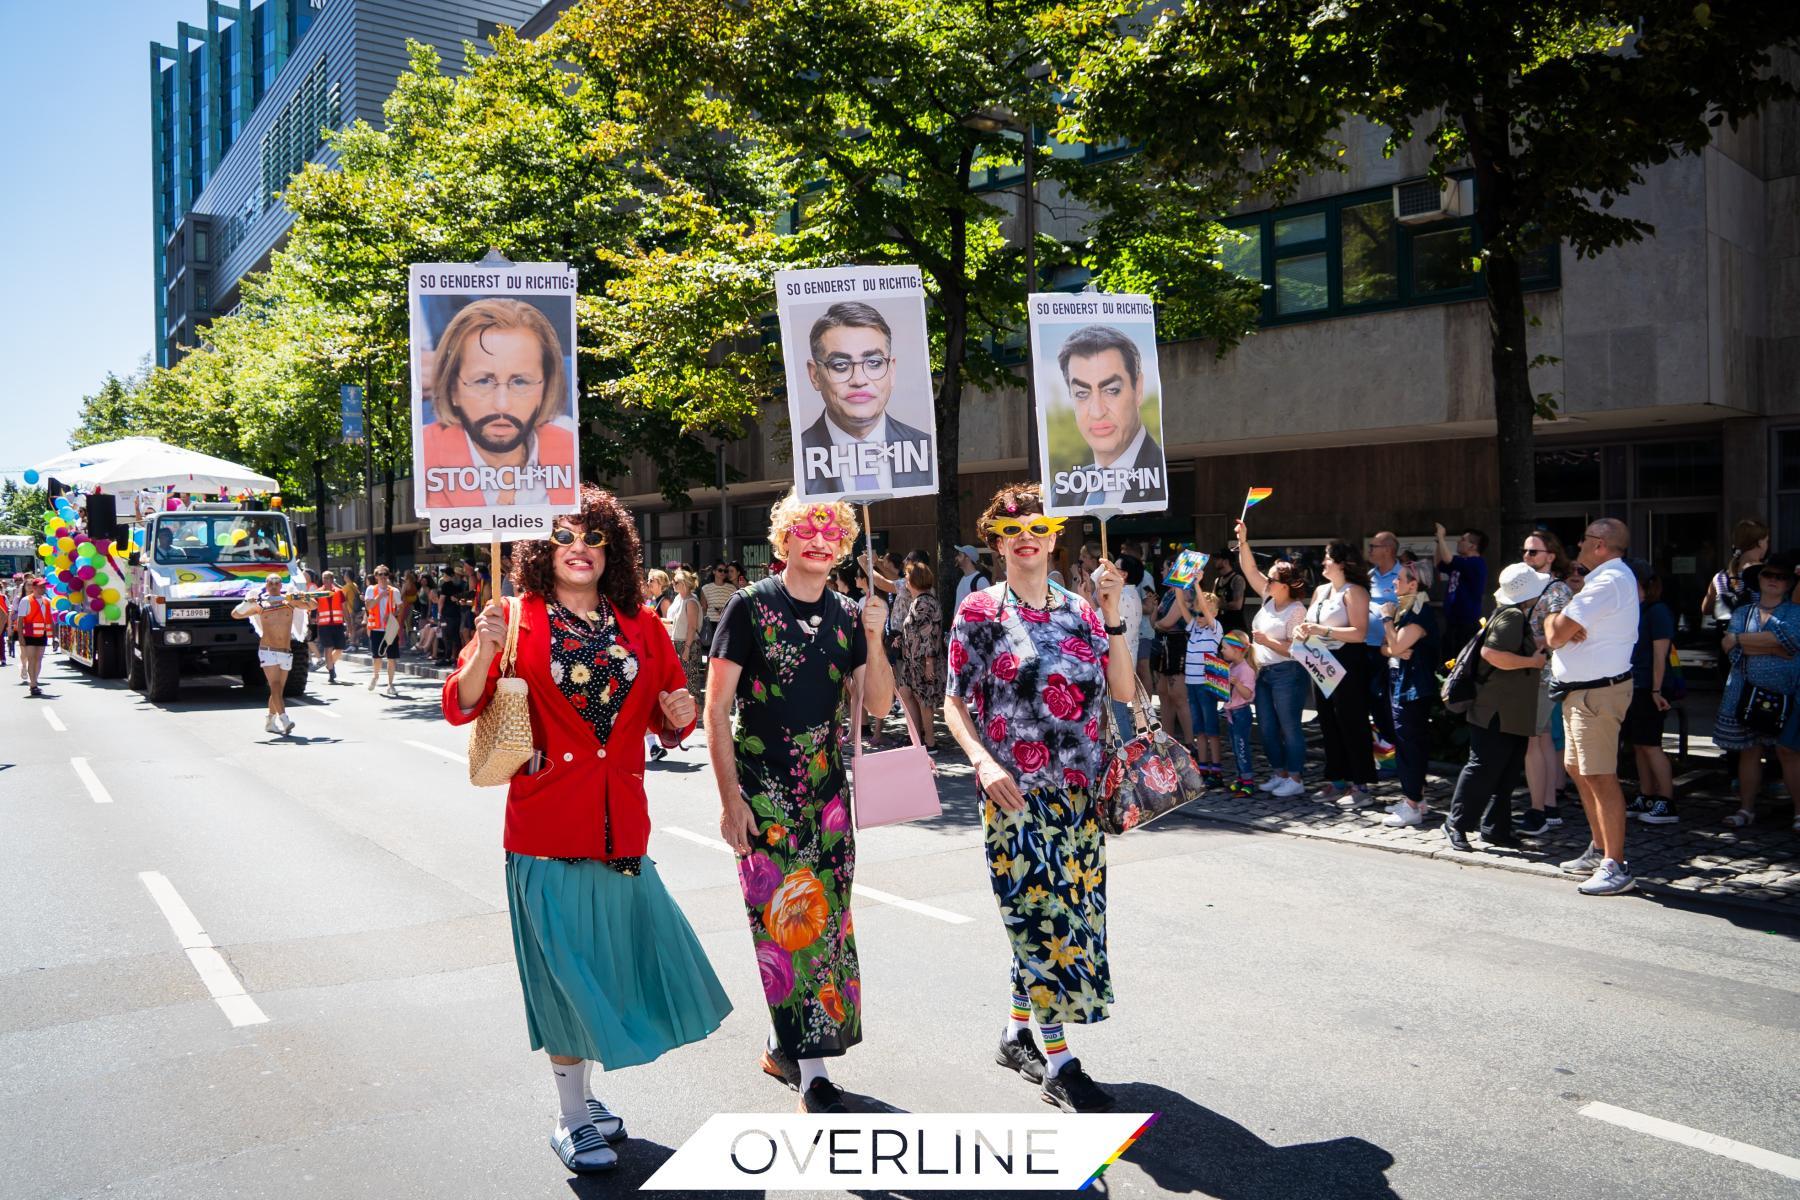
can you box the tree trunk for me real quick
[382,463,396,568]
[931,148,975,620]
[311,458,329,574]
[1474,147,1536,561]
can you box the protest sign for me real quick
[776,266,939,501]
[1165,549,1208,586]
[1030,293,1170,517]
[1291,637,1346,697]
[409,263,581,543]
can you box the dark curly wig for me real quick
[510,484,645,615]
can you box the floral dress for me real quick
[896,589,944,697]
[545,598,643,869]
[1715,601,1800,750]
[947,583,1113,1026]
[711,577,866,1058]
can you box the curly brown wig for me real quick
[510,485,645,614]
[977,482,1051,552]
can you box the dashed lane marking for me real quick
[1579,1101,1800,1182]
[659,826,971,924]
[42,708,67,732]
[404,739,468,765]
[71,757,114,804]
[137,871,268,1028]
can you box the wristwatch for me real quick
[1104,620,1128,636]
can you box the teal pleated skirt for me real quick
[506,854,732,1069]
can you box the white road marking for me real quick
[1579,1101,1800,1182]
[299,701,341,719]
[137,871,268,1028]
[42,708,67,732]
[404,739,468,765]
[659,826,971,924]
[70,757,113,804]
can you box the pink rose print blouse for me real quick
[947,583,1110,793]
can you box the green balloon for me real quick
[103,605,121,621]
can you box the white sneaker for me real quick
[1559,843,1605,874]
[1384,799,1406,814]
[1274,776,1306,797]
[385,687,401,699]
[264,715,280,735]
[1258,776,1281,792]
[1577,858,1636,896]
[367,675,377,691]
[279,713,294,733]
[1383,800,1423,827]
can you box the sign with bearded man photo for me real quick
[410,263,582,542]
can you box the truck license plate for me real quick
[170,607,208,620]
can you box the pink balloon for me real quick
[165,497,181,511]
[85,585,102,599]
[58,570,75,585]
[76,565,95,581]
[88,598,105,611]
[53,527,68,538]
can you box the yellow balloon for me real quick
[101,589,120,604]
[57,537,75,553]
[37,545,52,559]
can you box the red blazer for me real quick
[421,421,578,509]
[442,592,696,859]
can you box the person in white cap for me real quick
[953,543,992,611]
[1442,562,1552,853]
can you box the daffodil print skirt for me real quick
[986,784,1112,1025]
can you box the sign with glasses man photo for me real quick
[777,265,940,501]
[409,262,582,541]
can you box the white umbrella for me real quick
[28,436,165,480]
[54,440,278,494]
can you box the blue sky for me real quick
[1,0,200,479]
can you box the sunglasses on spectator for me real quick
[990,517,1067,539]
[1521,546,1549,558]
[550,528,607,548]
[1760,571,1791,583]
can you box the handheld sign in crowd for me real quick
[409,262,581,543]
[1029,292,1170,518]
[1292,637,1346,697]
[776,265,940,502]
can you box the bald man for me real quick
[1545,518,1638,896]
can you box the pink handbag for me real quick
[849,684,942,828]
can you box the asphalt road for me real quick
[2,652,1797,1200]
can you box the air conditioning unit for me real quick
[1392,177,1474,224]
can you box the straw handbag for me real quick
[468,597,534,787]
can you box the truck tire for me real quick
[145,636,181,702]
[283,656,310,698]
[126,622,147,691]
[96,626,127,679]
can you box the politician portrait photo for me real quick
[412,294,579,511]
[1037,322,1168,514]
[783,293,939,501]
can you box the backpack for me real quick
[1439,624,1486,715]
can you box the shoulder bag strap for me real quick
[498,596,522,678]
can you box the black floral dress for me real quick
[947,583,1113,1025]
[710,578,867,1058]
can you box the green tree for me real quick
[554,0,1258,603]
[1059,0,1800,549]
[0,480,48,537]
[69,359,154,448]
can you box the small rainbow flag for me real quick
[1243,486,1274,511]
[1202,652,1231,700]
[1164,549,1208,586]
[1373,731,1397,770]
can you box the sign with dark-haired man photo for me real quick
[776,266,939,501]
[1030,293,1169,516]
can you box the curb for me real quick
[337,652,452,682]
[1174,804,1799,921]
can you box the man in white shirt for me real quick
[952,545,991,610]
[1545,517,1639,896]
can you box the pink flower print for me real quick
[1142,755,1178,794]
[1012,739,1050,774]
[1059,635,1097,664]
[1017,604,1051,624]
[756,941,796,1004]
[992,651,1020,681]
[739,852,783,907]
[960,592,999,622]
[1085,717,1100,740]
[986,715,1008,743]
[1083,607,1105,638]
[822,795,849,833]
[947,638,968,673]
[1042,673,1084,722]
[1063,768,1089,789]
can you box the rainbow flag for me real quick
[1373,731,1396,770]
[1243,486,1274,510]
[1202,652,1230,700]
[1164,549,1208,586]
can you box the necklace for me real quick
[1006,585,1060,613]
[774,580,827,639]
[557,597,613,630]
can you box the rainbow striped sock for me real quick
[1006,993,1031,1041]
[1040,1022,1072,1073]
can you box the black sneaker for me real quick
[1542,807,1564,828]
[1041,1059,1114,1113]
[1444,825,1473,852]
[1626,794,1651,815]
[1518,808,1550,836]
[1639,797,1679,825]
[760,1044,801,1090]
[1482,831,1523,849]
[996,1031,1049,1084]
[799,1078,848,1114]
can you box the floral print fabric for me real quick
[547,599,638,745]
[948,583,1113,1025]
[714,578,865,1058]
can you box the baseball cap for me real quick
[955,544,985,560]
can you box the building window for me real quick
[1635,439,1722,500]
[260,56,340,208]
[194,271,211,312]
[1535,447,1602,504]
[1225,175,1556,326]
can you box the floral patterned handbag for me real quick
[1096,678,1207,834]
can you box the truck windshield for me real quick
[150,514,289,565]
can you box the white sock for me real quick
[798,1057,829,1089]
[1005,992,1031,1042]
[767,1030,782,1055]
[1039,1023,1073,1076]
[578,1059,596,1102]
[550,1059,589,1128]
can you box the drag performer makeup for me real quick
[704,491,894,1114]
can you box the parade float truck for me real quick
[122,502,311,702]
